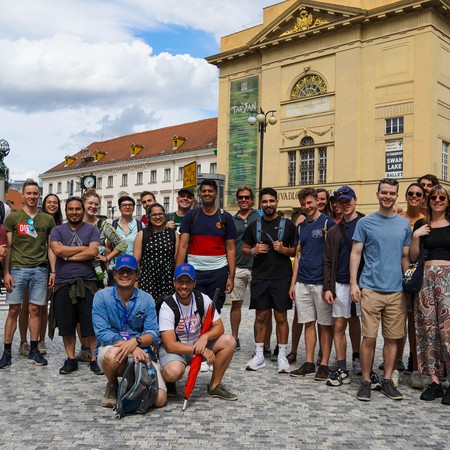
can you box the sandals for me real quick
[286,352,297,364]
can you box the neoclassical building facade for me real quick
[207,0,450,214]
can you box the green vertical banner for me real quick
[228,76,259,205]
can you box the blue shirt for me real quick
[353,212,411,292]
[336,218,359,284]
[92,286,159,355]
[297,214,333,284]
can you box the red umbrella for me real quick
[182,288,219,411]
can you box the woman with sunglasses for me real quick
[133,203,179,300]
[410,184,450,404]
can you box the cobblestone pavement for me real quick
[0,296,449,449]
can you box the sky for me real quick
[0,0,276,182]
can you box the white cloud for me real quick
[0,0,273,181]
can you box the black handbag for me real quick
[403,249,426,295]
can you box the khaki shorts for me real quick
[97,345,166,392]
[360,289,406,339]
[295,283,333,326]
[226,267,251,302]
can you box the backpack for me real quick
[113,359,159,419]
[256,216,286,242]
[156,290,205,338]
[112,218,143,232]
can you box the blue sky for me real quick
[0,0,275,181]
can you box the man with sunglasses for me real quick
[0,179,56,369]
[92,254,167,409]
[350,178,411,401]
[227,186,260,351]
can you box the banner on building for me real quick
[228,76,259,205]
[385,139,403,178]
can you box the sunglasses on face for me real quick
[430,195,447,202]
[407,191,423,198]
[237,195,251,200]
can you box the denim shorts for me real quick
[6,266,48,306]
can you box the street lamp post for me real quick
[247,108,277,199]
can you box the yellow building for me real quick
[207,0,450,215]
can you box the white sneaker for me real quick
[353,358,362,375]
[391,369,400,388]
[245,354,266,371]
[277,356,290,374]
[410,371,424,389]
[200,361,210,372]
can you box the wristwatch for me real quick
[135,336,143,347]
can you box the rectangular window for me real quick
[197,164,201,174]
[48,183,53,194]
[136,199,142,217]
[385,117,404,135]
[288,151,296,186]
[163,196,170,211]
[136,172,143,185]
[164,168,171,182]
[300,149,315,185]
[67,180,73,196]
[443,141,449,181]
[107,176,113,188]
[97,177,102,190]
[178,167,184,181]
[210,163,217,174]
[318,148,327,184]
[121,173,128,186]
[57,182,62,194]
[150,170,157,183]
[107,201,113,219]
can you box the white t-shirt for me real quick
[158,292,220,344]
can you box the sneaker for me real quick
[28,348,48,366]
[59,358,79,374]
[370,371,381,391]
[391,369,400,388]
[381,379,403,400]
[420,382,444,401]
[200,361,211,372]
[286,352,297,364]
[326,368,351,386]
[38,341,47,355]
[19,342,30,356]
[356,380,372,401]
[314,364,330,381]
[263,346,271,358]
[270,346,279,362]
[352,358,362,375]
[0,351,12,369]
[396,359,406,372]
[328,357,338,371]
[235,338,241,352]
[410,371,424,389]
[76,346,91,362]
[207,383,238,401]
[277,355,290,374]
[442,387,450,405]
[166,382,177,398]
[101,383,118,408]
[90,360,103,375]
[246,354,266,371]
[290,362,315,377]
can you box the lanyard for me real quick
[114,287,137,332]
[175,296,194,341]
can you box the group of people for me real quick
[0,173,449,410]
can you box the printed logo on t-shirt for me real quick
[177,313,201,335]
[17,222,37,238]
[312,229,324,239]
[216,222,223,229]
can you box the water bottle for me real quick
[92,259,105,281]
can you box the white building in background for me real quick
[40,118,218,219]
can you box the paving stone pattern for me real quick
[0,297,448,449]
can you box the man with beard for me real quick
[350,178,411,401]
[176,179,237,313]
[0,179,55,369]
[243,188,297,374]
[50,196,101,375]
[166,188,196,232]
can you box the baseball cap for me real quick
[334,185,356,201]
[178,188,194,197]
[174,263,196,280]
[115,254,139,271]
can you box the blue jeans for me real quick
[6,266,49,306]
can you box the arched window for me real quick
[291,75,327,100]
